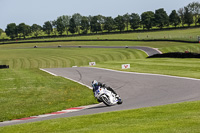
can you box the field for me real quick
[0,47,146,69]
[61,27,200,41]
[0,30,200,132]
[0,69,96,121]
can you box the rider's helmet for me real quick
[92,80,98,88]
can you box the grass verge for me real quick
[1,101,200,133]
[96,58,200,79]
[0,69,96,121]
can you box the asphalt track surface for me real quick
[32,45,161,56]
[63,46,162,56]
[1,67,200,127]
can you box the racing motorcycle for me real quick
[94,87,122,106]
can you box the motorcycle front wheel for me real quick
[101,94,113,106]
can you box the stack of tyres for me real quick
[0,65,9,69]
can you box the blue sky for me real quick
[0,0,195,30]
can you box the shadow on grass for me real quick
[148,52,200,58]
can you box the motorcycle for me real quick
[94,87,122,106]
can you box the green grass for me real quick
[0,47,146,121]
[96,58,200,79]
[1,41,200,122]
[66,27,200,41]
[0,48,146,69]
[1,40,200,131]
[160,44,200,53]
[0,68,97,121]
[1,101,200,133]
[0,41,199,52]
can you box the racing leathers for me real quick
[92,82,121,103]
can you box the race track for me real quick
[60,46,162,56]
[1,67,200,126]
[0,46,199,127]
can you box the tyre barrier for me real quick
[0,65,9,69]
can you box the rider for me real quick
[91,80,122,103]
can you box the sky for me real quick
[0,0,196,30]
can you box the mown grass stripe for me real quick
[23,58,31,68]
[55,56,73,68]
[106,53,115,61]
[70,56,84,66]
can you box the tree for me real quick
[0,28,3,37]
[90,16,102,33]
[123,13,130,31]
[69,18,76,34]
[72,13,82,34]
[178,8,185,26]
[5,23,18,39]
[169,10,181,27]
[43,21,53,36]
[60,15,71,35]
[187,2,200,25]
[198,17,200,25]
[154,8,169,29]
[56,17,65,35]
[104,17,115,32]
[184,7,194,26]
[51,20,57,35]
[141,11,155,30]
[18,23,26,38]
[114,15,125,32]
[17,23,24,38]
[130,13,140,30]
[87,15,93,33]
[80,16,89,34]
[96,15,106,32]
[18,23,31,39]
[31,24,42,37]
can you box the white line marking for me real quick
[64,76,93,90]
[40,68,92,90]
[85,67,200,81]
[36,114,55,117]
[152,48,163,54]
[40,69,58,76]
[0,120,19,124]
[135,48,149,56]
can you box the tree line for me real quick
[3,1,200,39]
